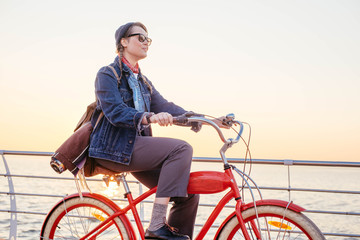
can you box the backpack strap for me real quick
[74,102,97,132]
[76,65,116,132]
[108,65,121,85]
[94,112,103,130]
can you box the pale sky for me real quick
[0,0,359,162]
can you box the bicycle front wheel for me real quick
[217,205,325,240]
[41,196,131,240]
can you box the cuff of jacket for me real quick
[136,112,148,132]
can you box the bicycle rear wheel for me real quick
[41,196,131,239]
[216,205,325,240]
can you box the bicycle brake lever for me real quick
[222,113,235,127]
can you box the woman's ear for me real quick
[120,38,128,48]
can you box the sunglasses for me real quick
[127,33,152,46]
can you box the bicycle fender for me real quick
[241,199,306,212]
[40,192,136,239]
[214,199,305,239]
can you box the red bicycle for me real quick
[40,114,325,239]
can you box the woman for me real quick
[89,22,224,240]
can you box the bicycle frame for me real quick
[42,115,308,239]
[57,166,304,240]
[66,170,242,240]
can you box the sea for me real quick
[1,155,359,239]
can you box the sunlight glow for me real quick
[100,179,122,199]
[1,1,359,162]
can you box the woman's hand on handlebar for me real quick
[143,112,173,126]
[142,112,231,129]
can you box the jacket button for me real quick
[129,140,133,144]
[124,158,129,162]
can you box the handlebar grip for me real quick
[173,111,200,125]
[173,116,188,125]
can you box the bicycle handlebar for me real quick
[173,113,244,145]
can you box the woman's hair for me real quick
[116,22,152,93]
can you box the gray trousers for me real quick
[95,136,199,238]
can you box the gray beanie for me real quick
[115,22,135,47]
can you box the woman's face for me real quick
[121,26,150,62]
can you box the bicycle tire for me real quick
[41,196,131,240]
[216,205,325,240]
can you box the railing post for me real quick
[284,159,294,201]
[1,153,17,240]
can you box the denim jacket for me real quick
[88,56,187,164]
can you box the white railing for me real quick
[1,150,359,239]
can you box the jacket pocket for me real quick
[120,89,133,105]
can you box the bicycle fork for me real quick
[235,200,262,240]
[227,167,261,240]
